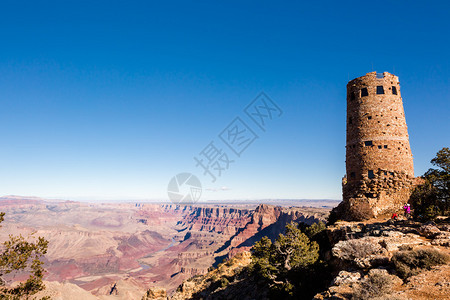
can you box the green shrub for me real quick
[250,222,330,298]
[251,224,319,281]
[224,259,234,267]
[392,249,448,279]
[410,182,441,220]
[410,147,450,220]
[219,277,229,288]
[303,221,326,239]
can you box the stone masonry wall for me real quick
[335,72,418,220]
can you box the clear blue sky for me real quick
[0,1,448,201]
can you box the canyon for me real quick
[0,196,334,299]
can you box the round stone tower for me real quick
[334,71,418,221]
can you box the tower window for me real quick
[348,117,353,124]
[368,170,375,179]
[378,145,382,149]
[350,92,355,101]
[361,88,368,97]
[350,172,355,178]
[368,116,372,120]
[364,141,373,146]
[376,86,384,94]
[384,145,388,148]
[392,86,398,95]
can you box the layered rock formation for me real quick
[0,197,330,298]
[136,203,327,292]
[167,218,450,300]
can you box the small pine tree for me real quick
[250,223,321,297]
[0,212,49,299]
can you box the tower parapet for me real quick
[333,72,419,221]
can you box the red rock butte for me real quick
[334,71,420,220]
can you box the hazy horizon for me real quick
[0,194,341,205]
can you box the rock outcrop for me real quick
[169,251,253,300]
[315,219,450,299]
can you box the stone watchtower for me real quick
[333,71,418,221]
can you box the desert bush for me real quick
[219,277,229,288]
[207,276,232,291]
[209,274,218,282]
[352,271,393,300]
[398,245,414,251]
[392,248,449,279]
[410,147,450,220]
[333,238,383,261]
[141,287,167,300]
[224,258,234,267]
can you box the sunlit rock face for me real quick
[0,196,328,297]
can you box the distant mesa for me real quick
[0,195,45,205]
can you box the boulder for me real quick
[431,231,450,246]
[419,224,441,238]
[331,271,361,286]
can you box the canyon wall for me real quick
[0,197,329,297]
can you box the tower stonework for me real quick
[333,71,419,221]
